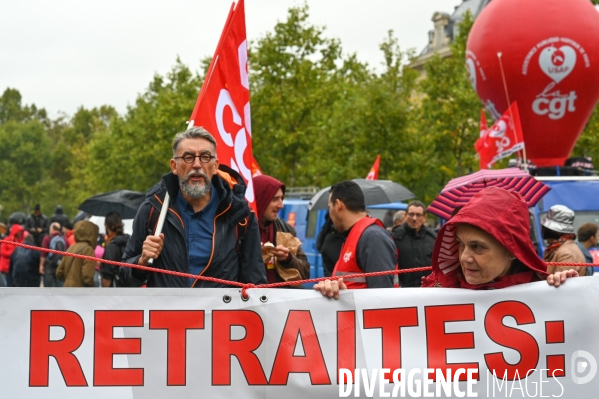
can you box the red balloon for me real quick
[466,0,599,166]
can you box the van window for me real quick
[366,209,395,229]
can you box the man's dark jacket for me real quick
[316,214,344,277]
[391,222,437,287]
[10,246,41,287]
[25,213,49,246]
[121,166,267,288]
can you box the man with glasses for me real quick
[121,127,266,288]
[391,200,437,287]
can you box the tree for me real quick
[71,60,203,203]
[407,11,481,202]
[0,89,52,216]
[571,105,599,163]
[0,120,50,212]
[249,4,349,187]
[0,88,47,125]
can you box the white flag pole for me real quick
[148,121,196,265]
[497,52,529,172]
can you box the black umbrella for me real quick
[8,211,27,226]
[79,190,145,219]
[308,179,416,211]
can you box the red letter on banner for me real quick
[363,307,419,380]
[29,310,87,387]
[337,311,356,384]
[270,310,331,385]
[149,310,204,386]
[426,304,478,381]
[484,301,539,380]
[212,310,267,385]
[93,310,144,386]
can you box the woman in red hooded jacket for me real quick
[0,223,26,284]
[423,187,576,288]
[421,187,555,289]
[316,187,576,298]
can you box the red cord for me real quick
[1,239,591,294]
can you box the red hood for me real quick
[253,175,285,222]
[9,224,25,242]
[429,187,547,289]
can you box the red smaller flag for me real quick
[251,155,263,177]
[366,155,381,180]
[475,102,525,169]
[479,109,488,138]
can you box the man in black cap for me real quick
[25,204,49,247]
[50,205,70,229]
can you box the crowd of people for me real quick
[0,127,594,292]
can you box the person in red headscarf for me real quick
[253,175,310,285]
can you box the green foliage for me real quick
[0,88,47,125]
[407,12,481,202]
[250,6,416,190]
[250,4,346,186]
[70,60,203,204]
[572,105,599,162]
[0,120,50,213]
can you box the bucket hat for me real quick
[541,205,575,234]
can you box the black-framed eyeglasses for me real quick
[407,212,425,218]
[174,153,216,164]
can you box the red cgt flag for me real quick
[188,0,257,209]
[475,102,525,169]
[366,154,381,180]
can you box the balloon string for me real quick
[497,52,529,172]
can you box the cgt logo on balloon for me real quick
[523,37,590,120]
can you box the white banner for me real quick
[2,278,598,398]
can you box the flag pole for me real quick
[497,52,529,172]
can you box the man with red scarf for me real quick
[253,175,310,284]
[541,205,586,275]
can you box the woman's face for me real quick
[455,224,513,285]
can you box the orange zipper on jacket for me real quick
[153,194,184,229]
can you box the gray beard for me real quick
[179,170,212,199]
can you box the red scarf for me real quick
[543,234,576,261]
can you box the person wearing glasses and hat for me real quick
[541,205,587,276]
[121,127,266,288]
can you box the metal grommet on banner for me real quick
[241,284,255,301]
[260,294,268,303]
[223,294,231,303]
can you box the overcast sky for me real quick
[0,0,455,118]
